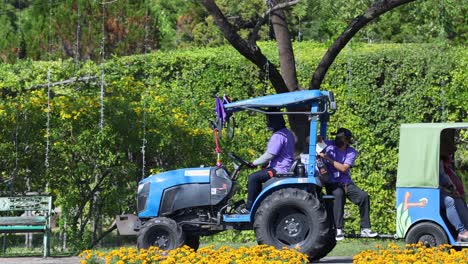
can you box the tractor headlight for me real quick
[137,182,150,213]
[138,183,145,194]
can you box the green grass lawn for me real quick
[200,238,405,257]
[327,238,405,256]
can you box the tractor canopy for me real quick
[212,90,336,143]
[396,123,468,188]
[222,90,335,114]
[213,90,335,138]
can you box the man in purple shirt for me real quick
[237,110,295,214]
[319,128,378,240]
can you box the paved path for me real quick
[0,256,80,264]
[313,256,353,263]
[1,256,353,263]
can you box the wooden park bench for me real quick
[0,195,52,257]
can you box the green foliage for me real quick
[1,1,467,62]
[0,42,467,247]
[1,0,163,62]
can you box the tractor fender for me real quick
[249,177,318,221]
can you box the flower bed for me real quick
[353,243,468,263]
[80,243,468,264]
[79,245,309,264]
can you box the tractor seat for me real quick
[275,159,303,178]
[262,160,305,189]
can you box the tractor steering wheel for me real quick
[227,153,251,167]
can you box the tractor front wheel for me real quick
[137,217,184,250]
[253,188,335,260]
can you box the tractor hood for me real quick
[140,167,211,185]
[137,167,216,218]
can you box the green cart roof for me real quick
[396,123,468,188]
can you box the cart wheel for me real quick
[406,222,448,247]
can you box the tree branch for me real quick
[249,0,301,45]
[309,0,417,89]
[90,221,117,248]
[201,0,288,93]
[72,168,112,225]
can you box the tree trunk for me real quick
[201,0,288,94]
[269,1,307,154]
[270,0,299,92]
[310,0,417,89]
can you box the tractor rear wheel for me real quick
[253,188,336,260]
[406,222,448,247]
[137,217,184,250]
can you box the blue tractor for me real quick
[116,90,338,260]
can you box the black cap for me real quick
[334,128,353,143]
[266,108,286,132]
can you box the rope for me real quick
[29,76,97,89]
[99,1,106,131]
[16,0,21,59]
[12,109,19,194]
[48,0,52,56]
[141,0,150,179]
[214,129,222,167]
[75,0,81,70]
[44,0,52,188]
[45,69,51,169]
[263,61,270,94]
[44,0,53,192]
[10,0,21,194]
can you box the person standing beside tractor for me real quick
[237,110,295,214]
[318,128,378,240]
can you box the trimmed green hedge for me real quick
[0,42,466,247]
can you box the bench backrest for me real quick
[0,196,52,213]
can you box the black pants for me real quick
[246,169,275,210]
[326,183,371,229]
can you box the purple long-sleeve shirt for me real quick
[323,139,358,184]
[266,128,295,173]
